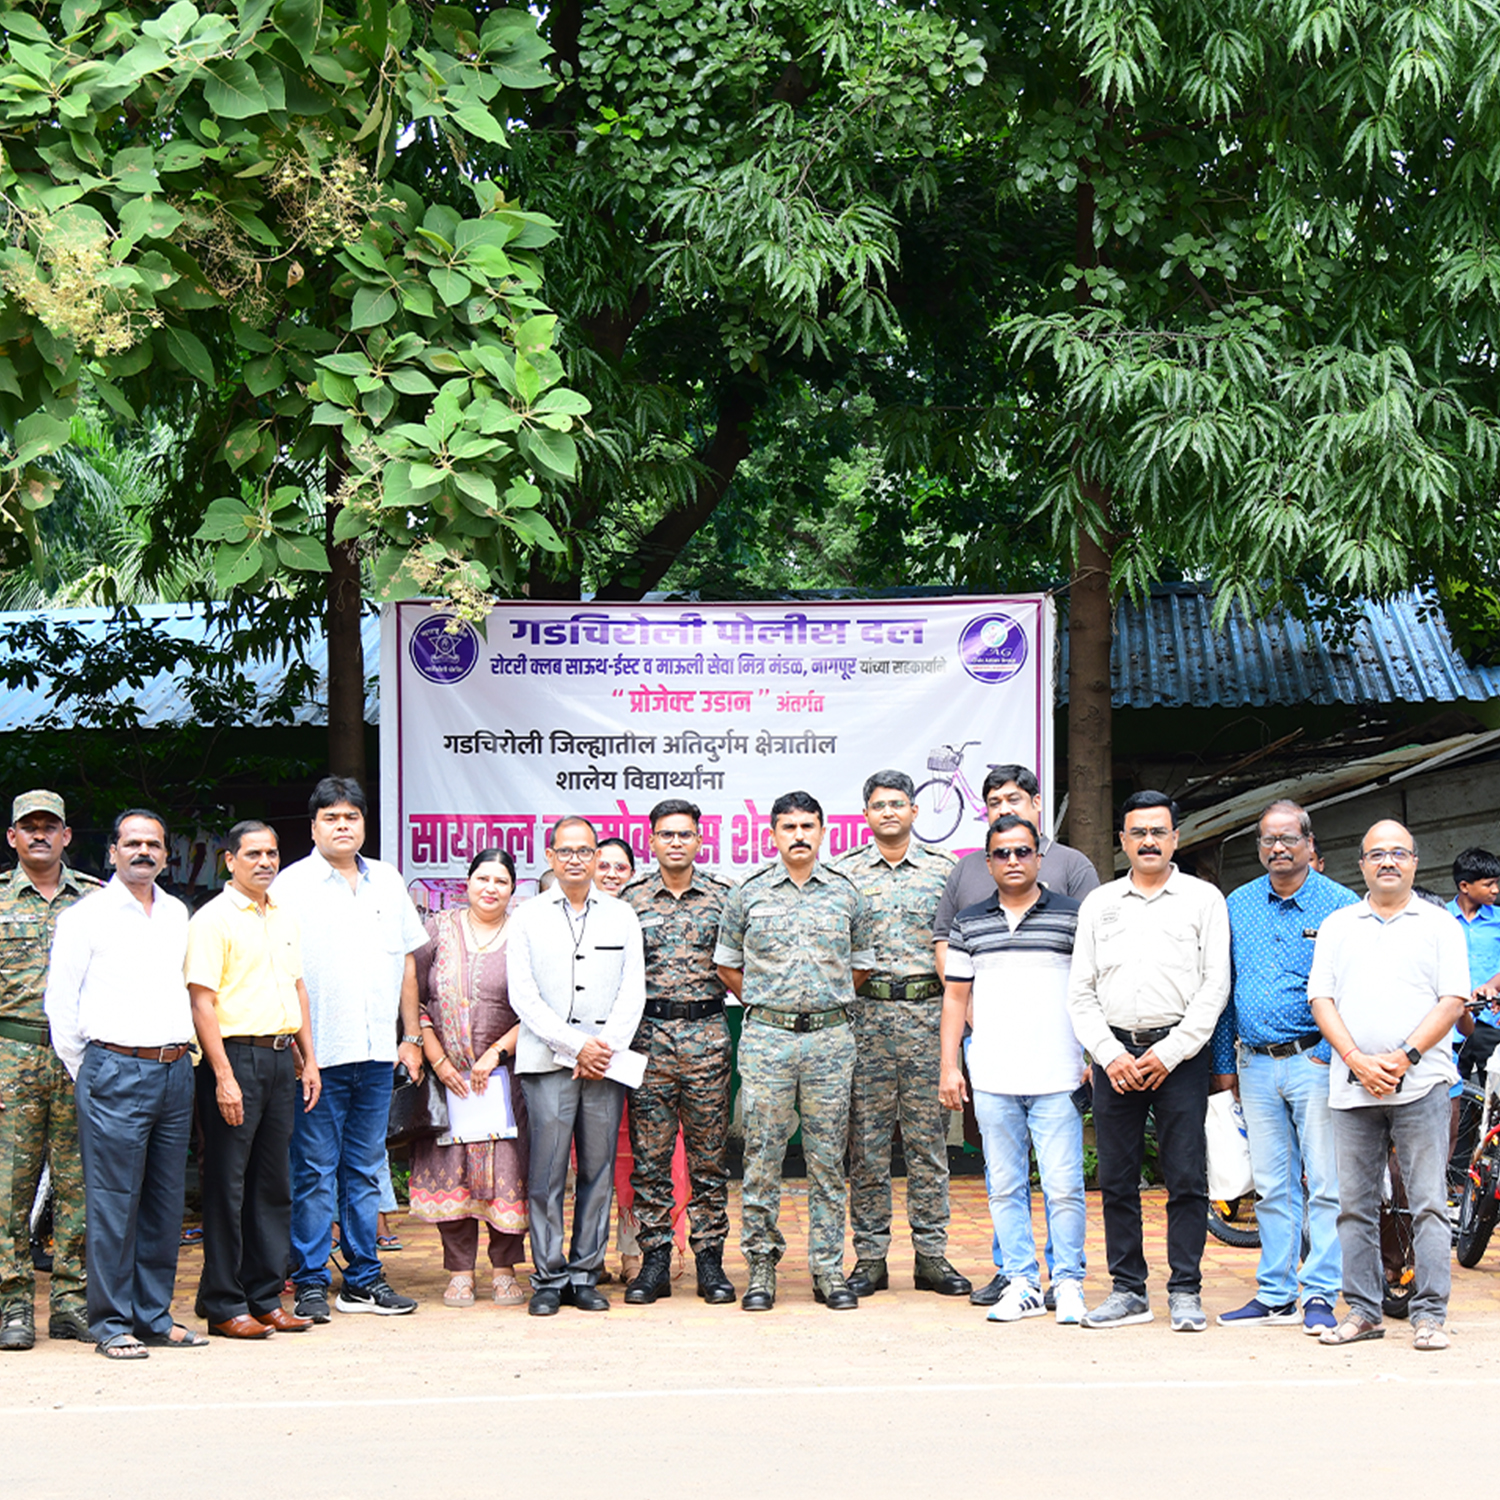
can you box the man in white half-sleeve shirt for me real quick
[1309,819,1468,1352]
[507,815,646,1316]
[45,809,200,1360]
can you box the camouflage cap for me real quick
[11,790,65,824]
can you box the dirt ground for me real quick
[4,1179,1499,1499]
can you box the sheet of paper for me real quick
[443,1067,518,1143]
[549,1046,650,1089]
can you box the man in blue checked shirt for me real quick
[1210,800,1359,1335]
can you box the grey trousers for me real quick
[519,1070,625,1290]
[1331,1083,1451,1325]
[75,1044,193,1345]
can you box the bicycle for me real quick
[1457,1030,1500,1267]
[914,742,995,844]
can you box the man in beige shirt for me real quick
[1067,790,1230,1333]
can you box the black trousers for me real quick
[1091,1044,1210,1296]
[196,1042,296,1321]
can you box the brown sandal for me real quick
[1319,1314,1384,1346]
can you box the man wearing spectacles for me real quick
[1066,790,1231,1332]
[830,771,968,1301]
[617,800,735,1307]
[1308,820,1469,1351]
[1210,801,1359,1334]
[508,816,646,1315]
[940,815,1087,1325]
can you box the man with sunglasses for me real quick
[508,816,645,1315]
[1210,801,1358,1335]
[1308,820,1468,1351]
[1067,790,1231,1332]
[831,771,966,1301]
[618,800,735,1307]
[940,815,1086,1324]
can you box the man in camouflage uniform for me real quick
[619,798,735,1307]
[0,790,100,1349]
[715,790,874,1311]
[832,770,970,1299]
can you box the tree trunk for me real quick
[324,493,366,785]
[1068,510,1115,881]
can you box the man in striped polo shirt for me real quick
[938,814,1087,1325]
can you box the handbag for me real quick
[387,1063,450,1146]
[1204,1089,1255,1201]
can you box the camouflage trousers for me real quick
[628,1015,732,1253]
[848,1000,951,1259]
[0,1037,86,1308]
[738,1021,855,1277]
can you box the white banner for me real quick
[380,597,1053,906]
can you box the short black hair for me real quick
[862,770,915,805]
[986,813,1040,851]
[309,776,367,819]
[982,764,1040,800]
[596,837,636,871]
[467,846,516,882]
[225,819,275,856]
[111,807,166,844]
[1454,847,1500,886]
[649,799,700,830]
[548,815,597,848]
[1119,789,1179,830]
[771,790,823,825]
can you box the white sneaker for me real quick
[987,1280,1045,1323]
[1053,1280,1087,1325]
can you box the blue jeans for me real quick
[1237,1049,1340,1305]
[290,1059,392,1290]
[973,1089,1086,1286]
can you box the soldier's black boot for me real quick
[694,1245,736,1304]
[47,1303,91,1342]
[913,1253,972,1296]
[740,1256,776,1312]
[846,1257,888,1297]
[812,1271,859,1310]
[0,1301,35,1351]
[623,1246,673,1305]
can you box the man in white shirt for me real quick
[1067,790,1231,1333]
[271,778,428,1322]
[44,809,200,1359]
[1309,819,1468,1351]
[939,814,1087,1325]
[508,816,646,1315]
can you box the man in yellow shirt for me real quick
[186,822,321,1338]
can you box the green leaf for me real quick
[194,496,255,542]
[519,426,577,480]
[451,104,507,145]
[244,353,285,396]
[532,387,591,416]
[142,1,199,45]
[356,0,388,58]
[388,367,438,395]
[276,533,332,571]
[363,382,395,425]
[429,267,472,306]
[273,0,323,63]
[12,412,72,467]
[350,285,399,329]
[162,325,216,385]
[204,58,267,118]
[224,420,264,469]
[214,539,266,590]
[332,502,371,543]
[506,508,564,551]
[117,196,184,248]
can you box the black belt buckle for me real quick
[792,1013,813,1033]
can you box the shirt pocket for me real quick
[0,916,46,962]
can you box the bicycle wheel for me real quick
[1456,1159,1500,1268]
[913,779,964,844]
[1206,1197,1260,1249]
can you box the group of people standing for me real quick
[0,759,1494,1357]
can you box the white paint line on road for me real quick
[3,1373,1488,1417]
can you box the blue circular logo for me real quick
[958,612,1029,685]
[409,615,479,684]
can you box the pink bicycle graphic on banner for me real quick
[914,741,1004,844]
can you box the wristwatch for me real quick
[1401,1042,1422,1066]
[401,1034,422,1047]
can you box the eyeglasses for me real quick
[652,829,698,842]
[1360,848,1414,864]
[1257,833,1306,849]
[1122,827,1173,842]
[867,799,910,813]
[988,846,1036,862]
[550,847,596,863]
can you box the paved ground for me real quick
[5,1178,1500,1498]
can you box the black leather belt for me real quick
[226,1033,296,1050]
[642,998,725,1022]
[747,1006,848,1033]
[1245,1030,1323,1058]
[1111,1025,1174,1047]
[859,975,942,1001]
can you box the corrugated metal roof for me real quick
[1060,585,1500,708]
[0,604,380,733]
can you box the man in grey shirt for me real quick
[508,816,646,1316]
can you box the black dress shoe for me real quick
[913,1255,972,1297]
[846,1258,888,1297]
[562,1283,610,1312]
[812,1277,859,1310]
[528,1288,562,1317]
[969,1273,1009,1307]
